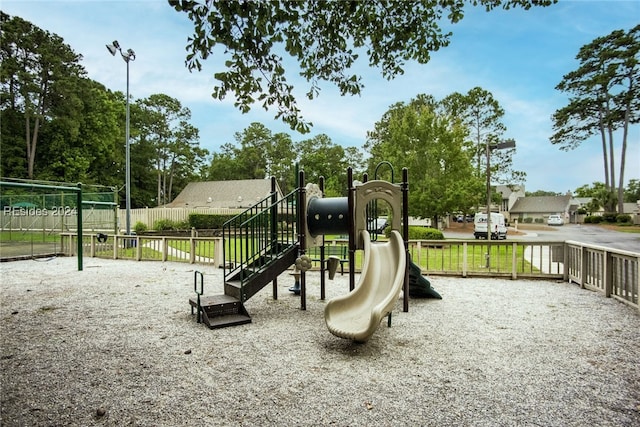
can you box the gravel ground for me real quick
[1,256,639,427]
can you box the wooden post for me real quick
[511,242,517,280]
[580,245,588,288]
[604,250,612,298]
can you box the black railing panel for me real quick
[222,189,299,291]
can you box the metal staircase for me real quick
[190,182,299,329]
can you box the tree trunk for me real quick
[617,95,632,215]
[25,114,32,179]
[601,90,617,213]
[28,117,40,179]
[597,107,610,190]
[156,158,162,207]
[168,154,177,204]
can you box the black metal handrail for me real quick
[222,186,298,292]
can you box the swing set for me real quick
[0,179,118,270]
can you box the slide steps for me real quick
[190,245,298,329]
[189,294,252,329]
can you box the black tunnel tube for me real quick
[307,197,349,237]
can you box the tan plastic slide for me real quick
[324,230,407,342]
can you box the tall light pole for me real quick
[106,40,135,236]
[485,138,515,268]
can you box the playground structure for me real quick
[190,164,441,341]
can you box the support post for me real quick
[319,176,326,300]
[402,168,409,312]
[270,176,278,300]
[347,167,356,291]
[76,183,83,271]
[298,170,307,310]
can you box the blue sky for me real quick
[3,0,639,194]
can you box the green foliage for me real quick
[616,214,632,224]
[625,179,640,203]
[203,123,296,194]
[188,213,235,229]
[534,218,544,223]
[366,94,481,221]
[575,182,619,214]
[584,215,602,224]
[0,14,208,208]
[203,123,361,197]
[135,94,209,206]
[297,134,353,196]
[522,217,533,223]
[170,0,556,132]
[134,221,148,233]
[574,182,605,197]
[552,25,639,215]
[1,12,89,180]
[602,212,618,223]
[408,227,444,240]
[440,87,524,193]
[153,218,181,231]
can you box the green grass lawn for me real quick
[0,230,60,243]
[410,243,537,273]
[8,230,540,274]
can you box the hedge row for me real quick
[584,214,632,224]
[384,226,444,240]
[188,214,236,229]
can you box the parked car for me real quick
[547,214,564,226]
[368,218,388,234]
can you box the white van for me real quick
[474,213,507,240]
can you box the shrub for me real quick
[176,220,190,230]
[602,212,617,223]
[408,226,444,240]
[616,214,631,224]
[534,217,544,224]
[133,221,148,233]
[154,218,179,231]
[584,215,602,224]
[522,217,533,223]
[188,213,236,229]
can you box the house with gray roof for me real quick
[509,195,572,223]
[166,179,283,209]
[495,185,525,212]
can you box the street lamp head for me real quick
[124,48,136,62]
[490,138,516,151]
[106,40,136,63]
[106,42,118,56]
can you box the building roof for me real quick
[572,197,593,206]
[495,185,525,198]
[509,195,572,215]
[166,179,282,209]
